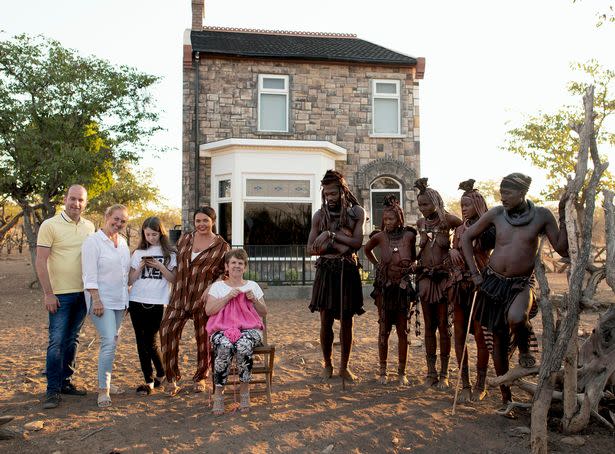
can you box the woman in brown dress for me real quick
[160,206,230,395]
[414,178,462,389]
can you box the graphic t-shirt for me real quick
[129,246,177,305]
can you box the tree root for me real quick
[488,366,540,387]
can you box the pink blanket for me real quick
[206,292,264,342]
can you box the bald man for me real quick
[36,185,95,409]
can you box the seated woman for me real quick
[205,249,267,415]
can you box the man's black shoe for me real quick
[43,394,61,409]
[61,383,87,396]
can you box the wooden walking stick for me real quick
[452,290,478,415]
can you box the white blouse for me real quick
[82,230,131,310]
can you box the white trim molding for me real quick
[200,138,347,160]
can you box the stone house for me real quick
[183,1,425,248]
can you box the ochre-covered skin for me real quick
[461,172,569,408]
[414,178,462,389]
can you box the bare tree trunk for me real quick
[531,378,556,454]
[569,306,615,432]
[0,210,24,241]
[531,85,609,452]
[603,190,615,291]
[20,204,40,286]
[562,330,578,432]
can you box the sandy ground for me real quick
[0,253,613,453]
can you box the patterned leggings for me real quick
[211,329,263,387]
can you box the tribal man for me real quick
[446,179,493,402]
[414,178,462,389]
[365,195,417,386]
[308,170,366,382]
[461,173,568,413]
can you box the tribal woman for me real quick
[364,195,417,385]
[446,179,493,402]
[414,178,462,389]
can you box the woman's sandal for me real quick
[97,394,112,408]
[136,384,152,396]
[212,394,225,416]
[194,379,207,393]
[239,392,251,413]
[166,380,181,397]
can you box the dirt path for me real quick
[0,254,612,453]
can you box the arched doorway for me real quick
[370,176,402,230]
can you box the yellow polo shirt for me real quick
[37,211,95,294]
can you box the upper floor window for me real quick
[372,80,400,135]
[258,74,289,132]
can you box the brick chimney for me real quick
[192,0,204,30]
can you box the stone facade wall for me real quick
[182,55,421,228]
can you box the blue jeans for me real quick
[89,308,125,390]
[45,292,87,396]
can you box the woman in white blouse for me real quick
[82,204,130,408]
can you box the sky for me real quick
[3,0,615,208]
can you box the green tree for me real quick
[85,164,181,247]
[87,164,161,216]
[504,60,615,220]
[0,34,162,271]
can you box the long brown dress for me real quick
[160,232,229,383]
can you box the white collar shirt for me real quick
[82,229,131,310]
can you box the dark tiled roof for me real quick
[190,29,417,66]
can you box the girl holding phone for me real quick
[128,217,177,395]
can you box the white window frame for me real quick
[216,175,232,202]
[371,79,401,136]
[242,173,313,259]
[243,173,312,203]
[213,174,232,233]
[370,176,403,230]
[258,74,289,132]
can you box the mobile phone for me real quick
[142,256,154,260]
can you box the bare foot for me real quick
[339,368,357,382]
[398,374,409,386]
[518,352,536,368]
[320,365,333,382]
[423,376,438,388]
[495,403,517,419]
[378,374,387,385]
[457,387,472,403]
[472,385,488,401]
[436,377,450,390]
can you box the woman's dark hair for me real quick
[381,194,404,231]
[137,216,175,266]
[193,206,217,234]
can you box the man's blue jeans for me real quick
[45,292,87,396]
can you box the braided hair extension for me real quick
[413,177,448,226]
[381,194,404,230]
[319,170,360,232]
[458,179,488,221]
